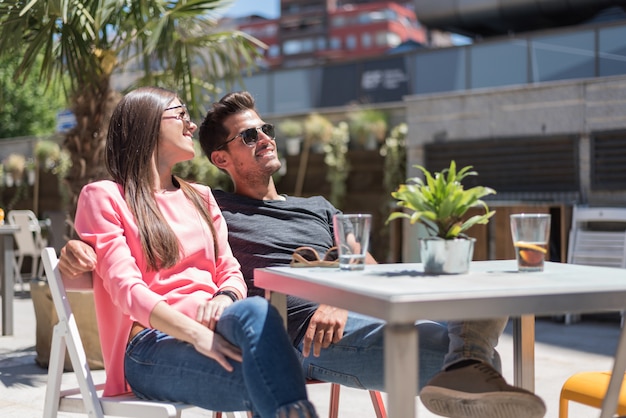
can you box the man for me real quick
[59,91,546,418]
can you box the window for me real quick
[283,38,315,55]
[414,48,467,94]
[268,44,280,58]
[470,40,528,88]
[346,35,357,50]
[332,16,345,28]
[599,25,626,77]
[531,31,595,82]
[375,31,401,48]
[362,33,372,49]
[316,36,326,51]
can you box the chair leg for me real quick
[328,383,341,418]
[13,255,25,292]
[559,394,569,418]
[368,390,387,418]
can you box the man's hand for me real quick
[59,240,96,278]
[302,304,348,357]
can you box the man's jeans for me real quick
[124,297,316,418]
[445,318,507,371]
[298,312,505,392]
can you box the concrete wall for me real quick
[404,75,626,191]
[402,75,626,261]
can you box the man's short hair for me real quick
[199,91,257,163]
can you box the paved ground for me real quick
[1,286,622,417]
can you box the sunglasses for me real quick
[290,246,339,268]
[217,123,275,150]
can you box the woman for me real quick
[74,86,318,418]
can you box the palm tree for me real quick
[0,0,264,231]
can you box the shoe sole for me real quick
[420,386,546,418]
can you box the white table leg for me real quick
[512,315,535,392]
[599,322,626,418]
[1,233,14,336]
[265,290,287,328]
[385,323,418,417]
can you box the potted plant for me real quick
[348,108,388,150]
[4,153,26,187]
[387,160,496,274]
[303,113,333,153]
[277,119,304,156]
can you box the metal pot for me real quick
[420,237,476,274]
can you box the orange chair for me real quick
[215,381,386,418]
[305,379,386,418]
[559,371,626,417]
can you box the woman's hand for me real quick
[150,301,242,372]
[196,296,234,331]
[59,240,96,278]
[192,328,242,372]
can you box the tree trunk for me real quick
[63,76,121,237]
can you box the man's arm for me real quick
[58,239,96,278]
[301,242,377,357]
[302,304,348,357]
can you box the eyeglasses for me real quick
[162,104,191,124]
[290,246,339,268]
[216,123,275,150]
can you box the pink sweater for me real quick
[74,180,247,396]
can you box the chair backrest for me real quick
[41,247,105,418]
[567,206,626,268]
[8,210,44,256]
[41,247,238,418]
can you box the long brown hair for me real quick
[106,86,218,270]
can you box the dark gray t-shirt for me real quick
[213,190,341,344]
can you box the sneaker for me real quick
[419,361,546,418]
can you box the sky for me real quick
[223,0,280,19]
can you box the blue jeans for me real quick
[298,313,505,392]
[124,297,317,418]
[297,312,449,392]
[445,318,507,372]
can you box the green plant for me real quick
[380,123,407,195]
[35,140,62,169]
[277,119,303,138]
[348,108,388,147]
[323,122,351,208]
[304,113,333,146]
[4,154,26,179]
[173,141,232,191]
[387,160,496,239]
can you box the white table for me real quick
[0,224,19,336]
[255,260,626,418]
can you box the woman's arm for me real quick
[149,300,242,371]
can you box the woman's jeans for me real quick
[298,312,505,392]
[125,297,317,418]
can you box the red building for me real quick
[236,1,427,69]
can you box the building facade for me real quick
[225,1,626,261]
[236,1,428,69]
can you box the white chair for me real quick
[40,247,245,418]
[564,206,626,324]
[8,209,47,290]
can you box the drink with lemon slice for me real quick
[514,241,548,271]
[510,214,551,272]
